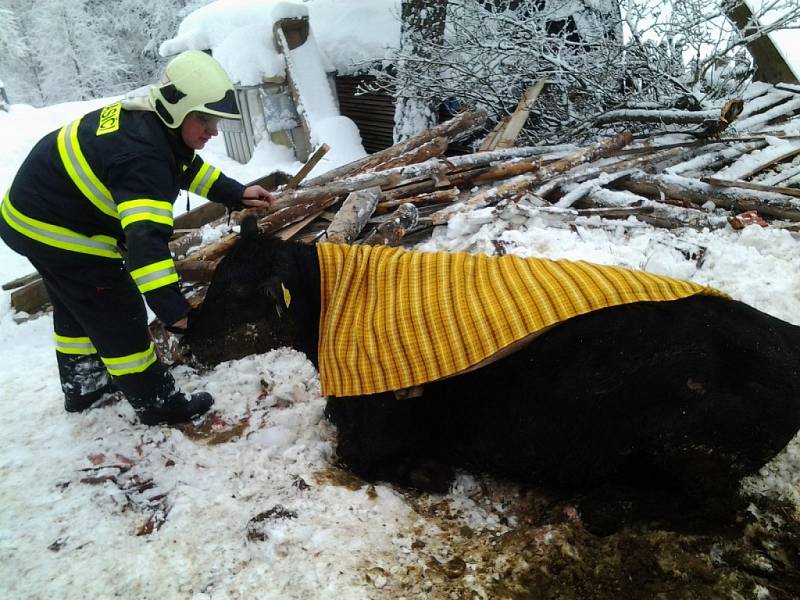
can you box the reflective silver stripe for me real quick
[118,205,173,222]
[57,340,94,351]
[102,343,157,376]
[61,120,117,216]
[55,340,97,355]
[193,165,217,195]
[2,200,121,254]
[133,265,177,287]
[107,353,152,373]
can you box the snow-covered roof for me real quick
[160,0,401,85]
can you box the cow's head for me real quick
[184,217,320,366]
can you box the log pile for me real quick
[7,83,800,314]
[170,84,800,281]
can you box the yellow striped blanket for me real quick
[316,243,725,397]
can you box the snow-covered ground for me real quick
[1,95,800,598]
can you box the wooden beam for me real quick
[175,260,218,283]
[620,172,800,221]
[173,201,227,230]
[274,17,314,162]
[362,203,419,246]
[495,81,547,149]
[10,279,50,314]
[702,177,800,199]
[725,3,799,84]
[300,110,488,187]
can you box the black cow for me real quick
[186,219,800,522]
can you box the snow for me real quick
[161,0,401,81]
[161,0,366,179]
[714,137,800,180]
[2,94,800,597]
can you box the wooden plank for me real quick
[174,201,227,230]
[495,81,547,149]
[478,119,507,152]
[274,17,314,162]
[760,163,800,186]
[275,210,325,241]
[175,259,217,283]
[2,272,40,291]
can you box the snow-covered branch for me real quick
[374,0,800,146]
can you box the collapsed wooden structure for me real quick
[6,82,800,315]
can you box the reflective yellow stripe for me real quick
[101,343,157,376]
[54,333,97,355]
[1,192,123,259]
[188,163,210,195]
[202,168,221,197]
[130,258,179,293]
[118,199,174,229]
[188,163,221,198]
[56,117,118,218]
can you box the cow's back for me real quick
[328,295,800,498]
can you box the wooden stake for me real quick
[286,143,330,189]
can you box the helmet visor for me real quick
[200,89,241,120]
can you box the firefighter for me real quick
[0,50,273,425]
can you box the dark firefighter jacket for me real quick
[1,102,246,324]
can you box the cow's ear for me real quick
[241,215,260,238]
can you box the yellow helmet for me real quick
[149,50,240,128]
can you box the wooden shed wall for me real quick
[335,76,395,153]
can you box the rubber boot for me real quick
[136,391,214,426]
[58,353,113,412]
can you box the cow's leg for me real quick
[324,393,453,492]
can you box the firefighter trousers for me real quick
[28,257,178,412]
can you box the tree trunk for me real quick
[393,0,448,142]
[619,172,800,221]
[301,110,487,188]
[432,131,634,223]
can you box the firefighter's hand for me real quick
[165,316,188,335]
[242,185,273,208]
